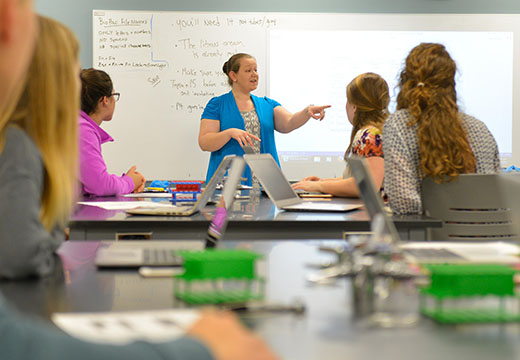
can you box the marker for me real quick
[145,187,167,192]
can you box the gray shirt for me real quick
[0,293,213,360]
[0,127,214,359]
[0,126,63,278]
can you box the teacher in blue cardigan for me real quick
[198,53,330,185]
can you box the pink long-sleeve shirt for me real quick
[78,111,134,196]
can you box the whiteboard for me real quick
[93,10,520,180]
[270,30,513,161]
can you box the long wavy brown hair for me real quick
[346,72,389,155]
[396,43,475,183]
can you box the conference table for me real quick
[69,194,441,241]
[1,240,518,360]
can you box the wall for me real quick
[36,0,520,71]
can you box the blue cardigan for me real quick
[201,91,281,185]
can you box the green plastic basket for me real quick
[419,264,520,323]
[174,249,265,305]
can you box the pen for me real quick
[145,187,168,192]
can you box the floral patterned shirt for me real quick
[241,109,261,187]
[343,126,383,179]
[241,109,261,154]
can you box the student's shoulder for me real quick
[353,126,381,145]
[459,112,484,126]
[387,109,411,123]
[1,126,42,170]
[78,114,99,133]
[358,125,382,136]
[4,126,37,153]
[352,126,383,156]
[78,117,103,145]
[384,109,411,134]
[459,112,492,135]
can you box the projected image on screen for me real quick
[269,30,513,161]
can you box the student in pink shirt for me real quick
[79,68,145,196]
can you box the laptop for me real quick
[94,241,203,268]
[96,157,247,268]
[348,156,520,264]
[126,155,236,216]
[243,154,362,212]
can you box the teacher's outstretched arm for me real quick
[274,104,331,133]
[198,118,260,152]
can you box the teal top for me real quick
[201,91,281,185]
[0,293,214,360]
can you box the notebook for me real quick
[126,155,236,216]
[348,156,520,264]
[243,154,362,212]
[95,157,246,268]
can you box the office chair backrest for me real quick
[422,174,518,241]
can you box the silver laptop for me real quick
[243,154,362,212]
[95,241,203,268]
[347,156,400,243]
[126,155,236,216]
[348,156,520,264]
[95,157,247,268]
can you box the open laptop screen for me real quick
[245,155,298,202]
[348,156,400,244]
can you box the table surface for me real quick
[69,194,441,241]
[2,240,519,360]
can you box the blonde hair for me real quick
[396,43,475,183]
[7,16,79,231]
[346,72,389,155]
[0,81,25,138]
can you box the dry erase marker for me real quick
[205,197,228,248]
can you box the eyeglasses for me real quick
[109,92,120,102]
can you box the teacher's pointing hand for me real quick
[308,105,331,121]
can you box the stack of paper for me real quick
[52,309,200,344]
[77,201,176,210]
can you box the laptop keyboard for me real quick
[142,249,183,266]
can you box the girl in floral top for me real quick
[292,72,389,197]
